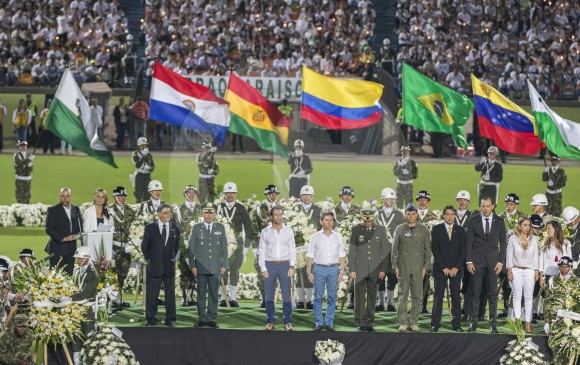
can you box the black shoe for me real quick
[296,302,305,308]
[357,326,366,332]
[164,320,176,327]
[146,320,157,326]
[157,298,165,305]
[306,302,313,309]
[468,323,477,332]
[376,304,385,312]
[461,315,470,322]
[490,325,498,334]
[314,325,325,332]
[260,301,266,308]
[421,307,430,314]
[188,300,197,306]
[181,299,189,307]
[347,303,354,310]
[219,300,227,307]
[207,321,219,329]
[325,325,335,332]
[453,326,464,332]
[366,327,376,332]
[121,302,130,308]
[387,305,396,312]
[430,325,439,332]
[497,309,509,318]
[531,318,538,324]
[195,321,207,328]
[538,313,544,321]
[479,315,487,321]
[229,300,239,307]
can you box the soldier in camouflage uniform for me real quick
[0,314,33,365]
[175,185,201,306]
[197,142,219,204]
[334,186,361,224]
[9,249,35,286]
[109,186,135,308]
[13,140,34,204]
[293,185,322,309]
[252,184,282,307]
[415,190,437,314]
[287,139,313,199]
[131,137,155,203]
[393,145,418,209]
[542,155,567,217]
[217,182,253,307]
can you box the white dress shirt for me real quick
[506,234,539,270]
[259,224,296,272]
[306,229,345,266]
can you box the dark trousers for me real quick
[223,247,243,287]
[431,271,462,327]
[146,273,176,322]
[231,133,244,152]
[49,250,75,276]
[116,122,128,149]
[469,263,498,325]
[134,173,151,203]
[42,129,56,153]
[289,177,308,199]
[197,273,220,323]
[354,275,378,326]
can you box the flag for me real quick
[225,73,291,158]
[300,66,383,129]
[472,75,540,155]
[402,63,473,148]
[44,69,117,168]
[528,81,580,160]
[149,61,230,145]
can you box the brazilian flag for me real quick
[402,63,474,148]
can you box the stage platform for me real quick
[121,327,551,365]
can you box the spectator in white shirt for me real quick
[509,72,526,99]
[446,67,465,92]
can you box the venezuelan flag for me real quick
[472,75,540,155]
[225,73,291,157]
[301,66,383,129]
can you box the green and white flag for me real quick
[528,80,580,160]
[45,69,118,168]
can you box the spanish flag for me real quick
[300,66,383,129]
[225,73,291,157]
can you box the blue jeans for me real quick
[264,261,292,324]
[313,264,340,327]
[16,126,27,142]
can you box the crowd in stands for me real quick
[0,0,134,87]
[142,0,379,81]
[394,0,580,100]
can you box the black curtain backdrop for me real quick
[122,328,551,365]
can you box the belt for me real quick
[199,174,214,179]
[315,263,339,268]
[266,260,289,264]
[546,188,562,194]
[396,179,413,184]
[15,175,32,181]
[514,266,531,270]
[113,241,126,248]
[479,181,498,186]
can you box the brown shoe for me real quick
[525,322,532,333]
[409,324,420,332]
[285,322,293,331]
[265,323,275,331]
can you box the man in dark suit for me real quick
[141,203,181,327]
[189,202,228,328]
[45,187,83,275]
[466,197,507,333]
[431,205,466,332]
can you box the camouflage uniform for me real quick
[571,228,580,277]
[542,166,567,217]
[334,203,361,224]
[110,203,136,291]
[132,150,155,203]
[13,151,33,204]
[175,202,201,301]
[393,157,418,209]
[0,327,33,364]
[197,151,219,204]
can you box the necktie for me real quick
[447,226,452,240]
[485,218,490,235]
[162,224,167,245]
[207,224,211,234]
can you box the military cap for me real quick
[529,214,543,229]
[339,186,355,197]
[557,256,573,267]
[415,190,430,201]
[112,186,128,197]
[264,184,280,195]
[14,314,28,327]
[405,203,417,212]
[18,248,35,259]
[504,193,519,204]
[202,202,216,212]
[550,155,560,161]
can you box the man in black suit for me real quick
[45,187,83,275]
[431,206,466,332]
[466,197,507,333]
[141,203,181,327]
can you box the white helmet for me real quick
[456,190,471,201]
[300,185,314,196]
[137,137,148,146]
[383,38,391,46]
[294,139,304,148]
[381,188,396,200]
[487,146,499,154]
[73,246,91,260]
[148,180,163,192]
[530,193,548,206]
[562,206,579,225]
[223,182,238,193]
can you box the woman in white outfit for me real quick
[539,221,571,287]
[506,216,539,333]
[83,188,115,232]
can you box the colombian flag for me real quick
[300,66,383,129]
[225,73,291,157]
[472,75,540,155]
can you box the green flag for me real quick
[402,63,474,148]
[45,70,118,168]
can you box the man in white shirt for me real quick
[259,206,296,331]
[306,212,345,331]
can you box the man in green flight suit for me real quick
[542,155,567,216]
[0,314,33,365]
[110,186,135,309]
[13,140,34,204]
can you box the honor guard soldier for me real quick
[500,193,526,232]
[139,180,166,218]
[375,188,405,312]
[475,146,503,204]
[287,139,313,199]
[0,314,34,364]
[455,190,473,228]
[13,140,34,204]
[197,142,219,204]
[393,145,418,208]
[348,208,390,332]
[530,194,553,226]
[10,249,35,285]
[293,185,321,308]
[334,186,361,224]
[542,155,567,216]
[109,186,135,308]
[132,137,155,203]
[562,206,580,277]
[217,182,253,307]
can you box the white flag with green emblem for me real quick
[45,69,117,168]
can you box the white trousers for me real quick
[511,268,535,322]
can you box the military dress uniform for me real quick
[132,149,155,203]
[393,157,418,209]
[293,202,322,307]
[570,228,580,277]
[71,261,99,353]
[334,203,361,224]
[176,201,201,305]
[375,207,405,310]
[109,201,136,298]
[348,220,390,331]
[475,158,503,204]
[0,314,34,365]
[13,147,33,204]
[287,151,313,199]
[542,163,567,217]
[139,198,166,219]
[197,150,219,204]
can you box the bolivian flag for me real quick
[225,73,291,157]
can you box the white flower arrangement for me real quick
[81,326,140,365]
[314,339,346,365]
[237,273,261,299]
[500,319,547,365]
